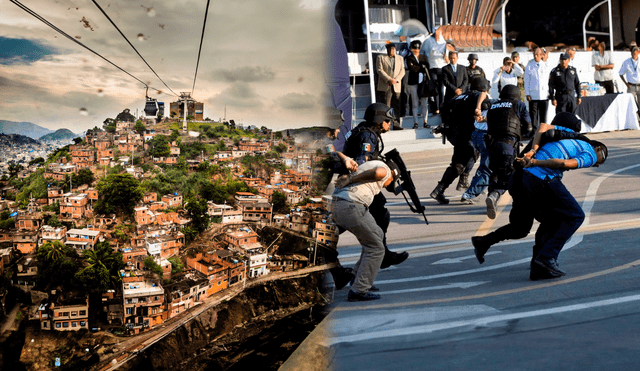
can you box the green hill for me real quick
[39,128,77,142]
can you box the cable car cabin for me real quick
[144,98,158,117]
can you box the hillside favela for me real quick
[0,107,338,370]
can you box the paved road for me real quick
[316,130,640,371]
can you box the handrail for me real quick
[583,0,613,52]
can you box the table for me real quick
[545,93,640,132]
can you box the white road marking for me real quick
[324,294,640,346]
[382,281,489,295]
[432,252,501,265]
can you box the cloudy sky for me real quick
[0,0,328,133]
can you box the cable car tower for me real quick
[178,92,196,131]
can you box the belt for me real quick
[559,90,575,94]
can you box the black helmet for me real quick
[500,85,520,101]
[470,77,490,92]
[550,112,581,132]
[590,140,608,164]
[364,103,394,125]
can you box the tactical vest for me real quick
[343,123,383,160]
[487,99,521,140]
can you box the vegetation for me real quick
[0,210,15,230]
[95,173,144,216]
[143,256,164,277]
[76,242,125,294]
[185,197,210,233]
[147,135,170,158]
[272,191,288,213]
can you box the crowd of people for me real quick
[322,34,640,302]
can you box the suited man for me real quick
[442,51,468,103]
[376,43,405,130]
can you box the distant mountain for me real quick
[39,128,77,142]
[0,120,52,139]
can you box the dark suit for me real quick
[442,64,469,103]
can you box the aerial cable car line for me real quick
[90,0,179,97]
[9,0,176,98]
[191,0,212,95]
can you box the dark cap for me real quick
[511,51,519,57]
[385,42,395,50]
[467,53,479,60]
[410,40,421,50]
[560,53,570,60]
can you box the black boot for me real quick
[471,235,493,264]
[330,267,355,290]
[380,246,409,269]
[456,173,470,191]
[430,182,450,204]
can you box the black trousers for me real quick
[595,80,615,94]
[555,94,577,114]
[528,99,548,134]
[482,168,535,246]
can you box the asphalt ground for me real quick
[319,129,640,371]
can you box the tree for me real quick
[186,197,210,233]
[181,226,198,242]
[8,163,23,178]
[72,137,83,144]
[147,135,171,158]
[115,108,135,122]
[103,118,116,133]
[28,157,45,166]
[272,191,288,213]
[143,256,164,276]
[71,168,95,187]
[96,173,144,215]
[36,242,81,290]
[274,144,288,153]
[168,257,183,273]
[76,242,125,294]
[134,120,146,134]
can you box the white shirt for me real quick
[420,35,447,69]
[332,160,391,207]
[592,51,615,81]
[492,64,523,90]
[524,59,551,100]
[618,57,640,84]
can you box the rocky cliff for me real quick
[114,272,329,371]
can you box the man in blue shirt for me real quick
[519,125,607,280]
[471,113,607,280]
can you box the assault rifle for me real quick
[383,148,429,225]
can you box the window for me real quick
[71,311,77,316]
[126,308,133,315]
[80,321,85,326]
[56,322,61,328]
[43,321,48,328]
[62,312,69,317]
[72,322,77,327]
[79,310,86,316]
[63,322,69,328]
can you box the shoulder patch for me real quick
[362,143,372,152]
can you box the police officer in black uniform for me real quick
[484,85,532,219]
[430,78,490,204]
[549,53,582,114]
[341,103,409,269]
[466,53,486,83]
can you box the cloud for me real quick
[277,92,318,110]
[0,37,60,65]
[211,66,276,83]
[209,82,264,109]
